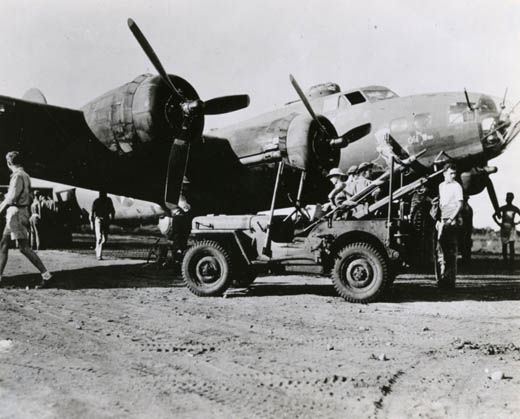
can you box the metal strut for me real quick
[262,162,285,257]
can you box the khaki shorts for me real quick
[3,206,30,241]
[500,224,517,244]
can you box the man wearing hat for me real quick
[323,168,347,211]
[344,165,358,199]
[354,162,373,195]
[351,162,376,218]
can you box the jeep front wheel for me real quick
[182,241,233,297]
[332,242,387,303]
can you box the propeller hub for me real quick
[127,18,250,209]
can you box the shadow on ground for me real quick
[237,277,520,303]
[0,263,183,289]
[1,256,519,303]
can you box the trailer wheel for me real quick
[182,241,233,296]
[332,242,387,303]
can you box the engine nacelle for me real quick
[81,74,199,155]
[236,113,340,173]
[285,114,340,171]
[460,166,497,195]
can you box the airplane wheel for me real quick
[182,241,233,296]
[332,242,387,303]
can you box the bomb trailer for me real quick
[181,149,445,303]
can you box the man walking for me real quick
[90,190,115,260]
[435,162,463,289]
[0,151,52,287]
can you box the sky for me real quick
[0,0,518,227]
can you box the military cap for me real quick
[347,165,358,175]
[326,168,345,178]
[357,162,373,173]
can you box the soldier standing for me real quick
[492,192,520,266]
[435,163,463,289]
[0,151,52,287]
[410,184,433,267]
[90,190,115,260]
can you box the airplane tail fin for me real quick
[22,88,47,104]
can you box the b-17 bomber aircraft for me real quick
[0,18,518,222]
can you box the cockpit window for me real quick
[449,102,476,124]
[362,88,398,102]
[390,117,408,134]
[344,91,366,105]
[414,113,432,131]
[478,95,498,114]
[322,96,340,113]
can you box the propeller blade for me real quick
[464,88,473,111]
[127,18,184,101]
[289,74,330,137]
[204,94,250,115]
[330,123,372,148]
[485,175,500,214]
[164,139,190,209]
[501,87,508,109]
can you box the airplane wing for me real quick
[0,95,170,203]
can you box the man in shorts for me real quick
[492,192,520,266]
[0,151,52,287]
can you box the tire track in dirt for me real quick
[373,369,405,417]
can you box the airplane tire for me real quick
[182,240,233,297]
[332,242,387,303]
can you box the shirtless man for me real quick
[493,192,520,266]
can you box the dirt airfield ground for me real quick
[0,244,519,418]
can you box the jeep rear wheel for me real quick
[332,242,387,303]
[182,241,233,296]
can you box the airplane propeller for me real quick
[128,18,185,102]
[127,18,250,209]
[289,74,371,149]
[289,74,330,137]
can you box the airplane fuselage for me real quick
[0,80,515,217]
